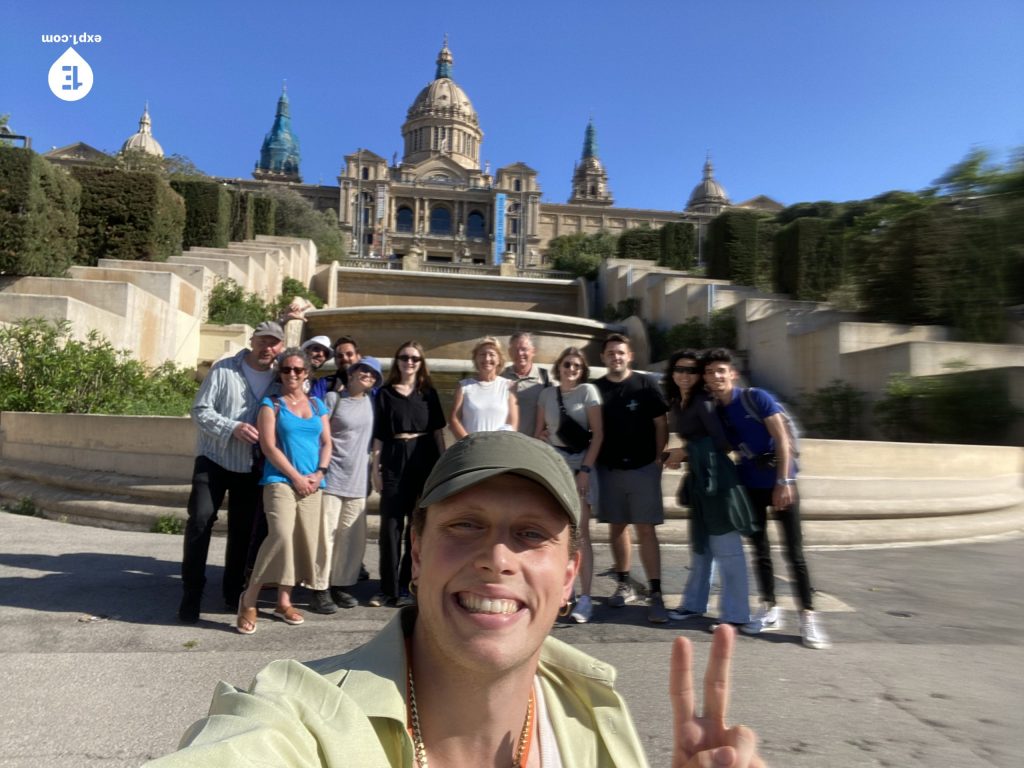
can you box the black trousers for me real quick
[377,436,440,598]
[181,455,259,605]
[745,486,814,611]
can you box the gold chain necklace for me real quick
[407,666,534,768]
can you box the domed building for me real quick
[120,104,164,157]
[686,155,730,215]
[253,85,301,182]
[233,38,782,268]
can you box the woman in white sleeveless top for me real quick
[450,336,518,437]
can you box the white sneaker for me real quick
[570,595,593,624]
[800,610,832,650]
[755,603,782,631]
[608,581,638,608]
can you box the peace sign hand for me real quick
[670,625,766,767]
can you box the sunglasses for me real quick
[673,365,701,374]
[397,354,422,363]
[279,365,307,375]
[561,361,583,370]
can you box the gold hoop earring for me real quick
[559,601,572,617]
[409,580,418,597]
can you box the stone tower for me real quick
[568,118,612,205]
[254,84,301,182]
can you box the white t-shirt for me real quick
[241,360,275,400]
[459,377,513,433]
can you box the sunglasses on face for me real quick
[561,361,583,370]
[279,366,307,375]
[397,354,422,363]
[673,365,701,375]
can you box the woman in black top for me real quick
[662,349,758,631]
[370,340,447,607]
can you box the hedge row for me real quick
[773,216,844,300]
[253,195,276,235]
[229,189,254,242]
[171,178,231,249]
[705,210,774,290]
[658,222,696,269]
[71,166,185,265]
[0,147,80,276]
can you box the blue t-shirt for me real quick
[719,388,793,489]
[259,396,327,487]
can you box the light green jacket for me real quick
[146,609,649,767]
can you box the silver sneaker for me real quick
[800,610,831,650]
[608,581,638,608]
[570,595,593,624]
[648,592,669,624]
[755,603,782,631]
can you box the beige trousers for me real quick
[313,493,367,590]
[249,483,321,589]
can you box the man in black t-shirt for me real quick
[594,333,670,623]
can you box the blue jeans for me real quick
[681,530,752,624]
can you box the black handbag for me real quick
[555,388,592,454]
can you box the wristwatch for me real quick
[776,478,795,486]
[317,466,329,474]
[578,465,592,474]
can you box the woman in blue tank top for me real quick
[236,348,331,634]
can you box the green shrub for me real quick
[2,496,40,517]
[662,309,737,352]
[252,196,277,236]
[773,217,844,300]
[71,166,184,265]
[800,380,866,439]
[229,189,255,242]
[273,276,323,316]
[874,370,1019,444]
[170,178,231,249]
[152,515,185,534]
[547,232,616,279]
[705,210,774,290]
[266,187,343,262]
[617,227,660,261]
[206,279,274,326]
[602,297,642,322]
[0,319,197,415]
[657,222,696,270]
[0,147,80,276]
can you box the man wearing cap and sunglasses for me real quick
[150,430,765,767]
[301,335,334,400]
[178,321,285,624]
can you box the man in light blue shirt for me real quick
[179,321,284,624]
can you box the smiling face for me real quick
[248,334,284,371]
[509,337,535,375]
[335,343,360,367]
[672,357,701,395]
[559,354,584,386]
[278,355,308,393]
[346,365,377,396]
[474,344,500,376]
[601,341,633,378]
[305,345,329,370]
[703,360,737,401]
[411,474,579,677]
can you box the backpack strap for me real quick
[738,388,765,423]
[539,366,550,387]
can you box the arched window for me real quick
[361,167,370,180]
[513,179,522,192]
[396,206,414,233]
[430,206,452,235]
[467,210,485,238]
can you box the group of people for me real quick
[178,324,827,649]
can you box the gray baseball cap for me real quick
[418,431,580,526]
[252,320,284,341]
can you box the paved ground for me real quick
[1,512,1021,767]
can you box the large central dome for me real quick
[401,39,483,171]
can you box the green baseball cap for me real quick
[418,431,581,526]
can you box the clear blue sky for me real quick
[5,1,1022,210]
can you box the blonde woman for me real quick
[535,346,602,623]
[449,336,518,437]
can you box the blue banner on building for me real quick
[493,193,506,266]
